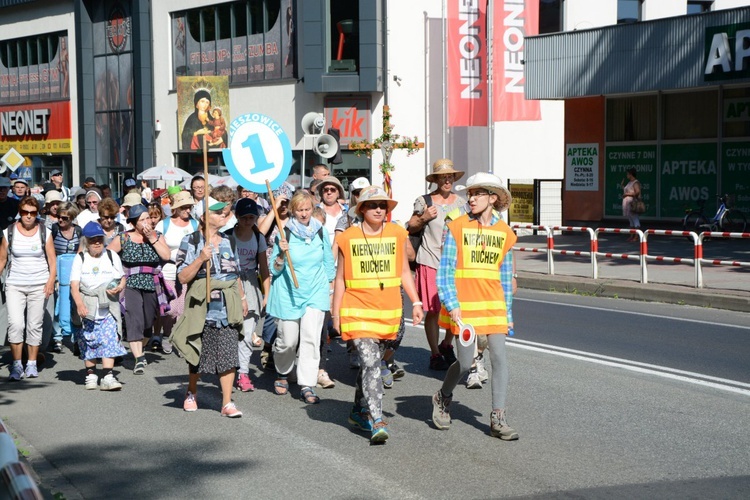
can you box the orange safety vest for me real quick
[438,213,517,336]
[337,223,406,341]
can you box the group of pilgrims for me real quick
[1,159,519,444]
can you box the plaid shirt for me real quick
[437,211,514,324]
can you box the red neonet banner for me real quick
[447,0,488,127]
[0,101,72,154]
[492,0,540,121]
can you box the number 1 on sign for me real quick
[242,134,275,174]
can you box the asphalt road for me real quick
[2,289,749,499]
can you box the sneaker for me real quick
[9,364,24,381]
[183,391,198,412]
[53,341,63,353]
[349,351,361,369]
[24,364,39,378]
[133,359,147,375]
[161,338,173,355]
[490,409,519,441]
[439,342,457,365]
[466,368,483,389]
[429,354,450,371]
[432,390,452,430]
[235,373,255,392]
[388,361,406,379]
[100,374,122,391]
[348,407,373,432]
[380,360,393,389]
[85,373,99,390]
[221,402,243,418]
[317,370,335,389]
[370,418,390,443]
[150,340,162,352]
[475,353,488,383]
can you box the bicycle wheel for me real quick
[683,212,708,233]
[721,209,747,233]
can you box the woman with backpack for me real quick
[50,202,83,353]
[1,196,57,381]
[69,222,127,390]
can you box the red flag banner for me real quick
[447,0,488,127]
[493,0,541,121]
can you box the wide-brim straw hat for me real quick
[171,190,195,210]
[426,158,465,183]
[461,172,512,213]
[316,176,345,199]
[348,185,398,218]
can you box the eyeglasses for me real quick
[363,201,389,211]
[20,209,38,216]
[322,187,338,194]
[100,215,115,220]
[468,191,490,199]
[59,216,71,222]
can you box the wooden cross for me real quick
[348,105,424,197]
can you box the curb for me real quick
[518,273,750,313]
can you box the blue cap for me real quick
[236,198,259,218]
[82,221,105,238]
[127,203,148,221]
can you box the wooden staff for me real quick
[203,135,211,303]
[266,179,299,288]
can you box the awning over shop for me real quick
[525,7,750,100]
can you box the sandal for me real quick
[273,378,289,396]
[300,386,320,404]
[251,334,263,347]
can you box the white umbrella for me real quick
[137,165,193,181]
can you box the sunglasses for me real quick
[468,191,490,198]
[59,216,71,221]
[20,209,38,216]
[88,237,104,245]
[363,201,389,211]
[100,215,116,220]
[322,187,339,194]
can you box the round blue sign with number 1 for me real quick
[222,113,293,192]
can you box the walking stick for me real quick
[266,179,299,288]
[203,135,211,303]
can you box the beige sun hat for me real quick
[316,176,345,199]
[348,185,398,218]
[122,192,142,208]
[461,172,512,213]
[425,158,465,183]
[171,190,195,210]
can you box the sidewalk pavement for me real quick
[514,231,750,313]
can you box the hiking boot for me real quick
[183,391,198,412]
[432,390,452,430]
[349,351,361,369]
[8,364,23,381]
[439,342,457,365]
[380,360,393,389]
[476,353,488,383]
[317,370,335,389]
[348,407,373,432]
[221,402,243,418]
[235,373,255,392]
[24,364,39,378]
[85,373,99,390]
[466,368,482,389]
[490,409,519,441]
[100,374,122,391]
[429,354,450,371]
[388,361,406,379]
[370,418,390,443]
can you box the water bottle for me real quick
[508,327,514,337]
[106,279,120,291]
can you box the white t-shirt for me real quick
[70,250,124,319]
[155,217,198,281]
[74,209,99,229]
[3,225,51,286]
[233,230,267,273]
[319,203,344,247]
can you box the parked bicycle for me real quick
[683,194,747,234]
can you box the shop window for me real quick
[0,32,65,103]
[539,0,564,34]
[328,0,359,73]
[687,1,712,14]
[617,0,642,24]
[607,95,657,142]
[723,87,750,138]
[663,91,718,140]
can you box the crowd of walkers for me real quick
[0,161,518,443]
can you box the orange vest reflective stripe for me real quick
[337,224,406,341]
[438,214,516,335]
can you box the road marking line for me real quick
[515,297,750,330]
[404,320,750,396]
